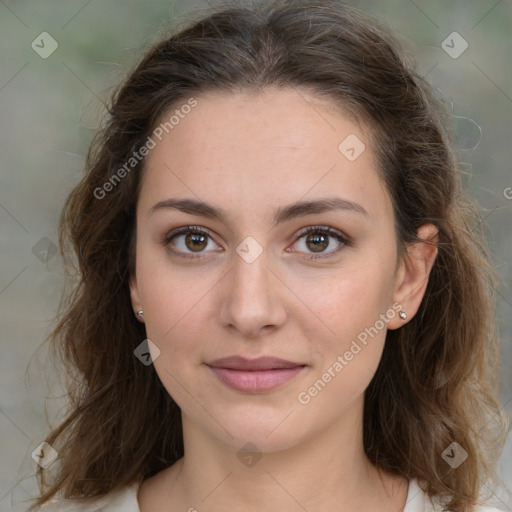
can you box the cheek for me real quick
[295,260,395,349]
[136,244,218,340]
[143,289,212,373]
[296,270,392,408]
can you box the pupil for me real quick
[186,233,207,252]
[307,233,328,252]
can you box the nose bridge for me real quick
[230,242,272,305]
[218,240,286,335]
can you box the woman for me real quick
[30,0,509,510]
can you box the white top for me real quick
[34,478,506,511]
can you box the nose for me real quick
[217,247,287,338]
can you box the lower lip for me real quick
[207,365,306,393]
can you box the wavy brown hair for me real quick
[30,1,508,510]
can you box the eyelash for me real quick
[163,225,351,260]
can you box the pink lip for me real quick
[206,356,307,393]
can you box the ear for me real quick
[129,273,143,318]
[387,223,439,330]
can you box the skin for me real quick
[129,87,438,512]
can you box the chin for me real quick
[201,406,311,454]
[218,428,304,455]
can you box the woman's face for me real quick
[130,87,415,452]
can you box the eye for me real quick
[163,224,350,260]
[290,226,350,259]
[164,225,220,258]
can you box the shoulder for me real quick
[435,505,508,512]
[430,493,508,512]
[469,506,508,512]
[406,478,507,512]
[31,481,141,512]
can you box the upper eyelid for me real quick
[165,224,346,239]
[296,225,345,237]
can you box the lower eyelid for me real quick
[291,233,346,256]
[166,233,219,253]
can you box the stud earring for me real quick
[399,311,407,319]
[137,310,144,318]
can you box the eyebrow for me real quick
[149,196,369,227]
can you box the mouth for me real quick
[205,356,308,393]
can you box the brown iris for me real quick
[186,232,208,252]
[306,233,329,252]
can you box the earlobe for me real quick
[388,223,439,330]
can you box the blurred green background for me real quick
[0,0,511,510]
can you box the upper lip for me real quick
[207,356,305,371]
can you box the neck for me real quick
[162,396,408,512]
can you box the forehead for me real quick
[139,87,393,224]
[148,87,367,158]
